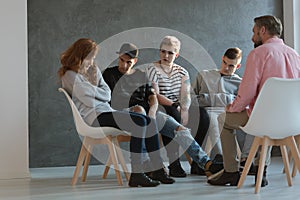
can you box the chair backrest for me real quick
[240,77,300,139]
[58,88,126,138]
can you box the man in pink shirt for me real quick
[208,15,300,187]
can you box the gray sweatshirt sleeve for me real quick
[193,71,211,106]
[74,69,111,107]
[63,69,111,107]
[193,70,237,107]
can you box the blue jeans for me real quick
[157,111,210,169]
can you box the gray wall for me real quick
[28,0,282,167]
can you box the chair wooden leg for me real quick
[292,159,297,177]
[254,137,269,194]
[107,137,123,186]
[282,148,292,174]
[292,135,300,177]
[286,136,300,175]
[71,142,88,186]
[114,139,130,181]
[81,144,93,182]
[102,154,112,179]
[238,136,260,188]
[280,144,292,186]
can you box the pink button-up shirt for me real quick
[228,37,300,115]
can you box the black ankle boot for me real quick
[254,166,268,187]
[149,168,175,184]
[129,173,160,187]
[207,171,240,186]
[168,159,187,177]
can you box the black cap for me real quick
[117,43,138,58]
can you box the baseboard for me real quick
[0,170,31,180]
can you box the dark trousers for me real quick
[93,110,162,172]
[188,106,210,146]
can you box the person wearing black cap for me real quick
[103,43,223,180]
[58,38,174,187]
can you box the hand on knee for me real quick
[130,105,146,115]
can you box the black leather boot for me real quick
[168,159,187,177]
[254,166,268,187]
[128,173,160,187]
[149,168,175,184]
[207,171,240,186]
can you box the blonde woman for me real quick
[147,36,210,176]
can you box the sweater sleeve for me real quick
[64,69,112,108]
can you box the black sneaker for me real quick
[213,154,223,163]
[254,166,268,187]
[239,160,257,175]
[168,160,187,177]
[207,171,240,186]
[190,161,206,175]
[205,155,224,177]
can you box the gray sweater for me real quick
[61,68,114,125]
[192,69,242,107]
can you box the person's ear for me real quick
[236,63,241,69]
[175,53,179,58]
[260,26,266,35]
[133,58,138,65]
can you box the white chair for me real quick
[237,77,300,193]
[58,88,131,186]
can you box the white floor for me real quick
[0,157,299,200]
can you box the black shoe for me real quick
[207,171,240,186]
[190,161,206,175]
[254,166,268,187]
[149,168,175,184]
[205,159,224,177]
[168,160,187,177]
[129,173,160,187]
[214,154,223,163]
[239,160,256,175]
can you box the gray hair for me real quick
[254,15,282,37]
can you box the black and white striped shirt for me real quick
[147,63,189,102]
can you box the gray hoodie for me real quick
[61,67,114,125]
